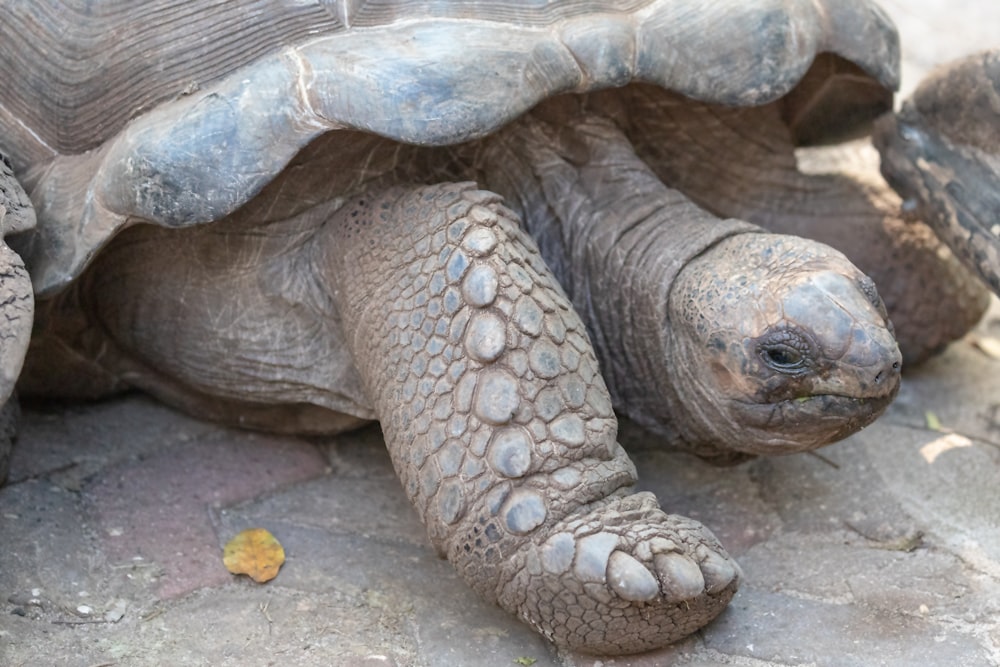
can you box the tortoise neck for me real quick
[478,109,755,445]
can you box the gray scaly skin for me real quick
[29,102,902,653]
[0,156,34,482]
[875,49,1000,297]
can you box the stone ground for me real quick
[2,3,999,666]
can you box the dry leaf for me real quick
[920,432,974,464]
[223,528,285,583]
[970,335,1000,360]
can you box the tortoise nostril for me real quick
[875,359,902,384]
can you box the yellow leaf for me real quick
[223,528,285,583]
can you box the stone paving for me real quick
[1,2,999,666]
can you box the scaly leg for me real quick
[321,182,739,654]
[0,157,35,483]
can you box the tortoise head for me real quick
[668,232,901,457]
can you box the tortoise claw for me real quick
[655,552,707,602]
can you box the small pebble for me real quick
[105,599,128,623]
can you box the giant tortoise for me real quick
[0,0,993,655]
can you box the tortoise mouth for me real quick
[728,389,898,455]
[774,391,897,418]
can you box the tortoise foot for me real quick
[500,491,739,655]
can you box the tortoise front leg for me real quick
[322,182,739,654]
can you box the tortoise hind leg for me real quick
[322,182,739,654]
[0,157,36,483]
[0,243,32,484]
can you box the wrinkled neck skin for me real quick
[476,102,758,458]
[476,99,901,461]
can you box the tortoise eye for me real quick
[757,329,812,373]
[761,345,805,371]
[761,345,802,368]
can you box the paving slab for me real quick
[3,301,997,667]
[1,2,999,666]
